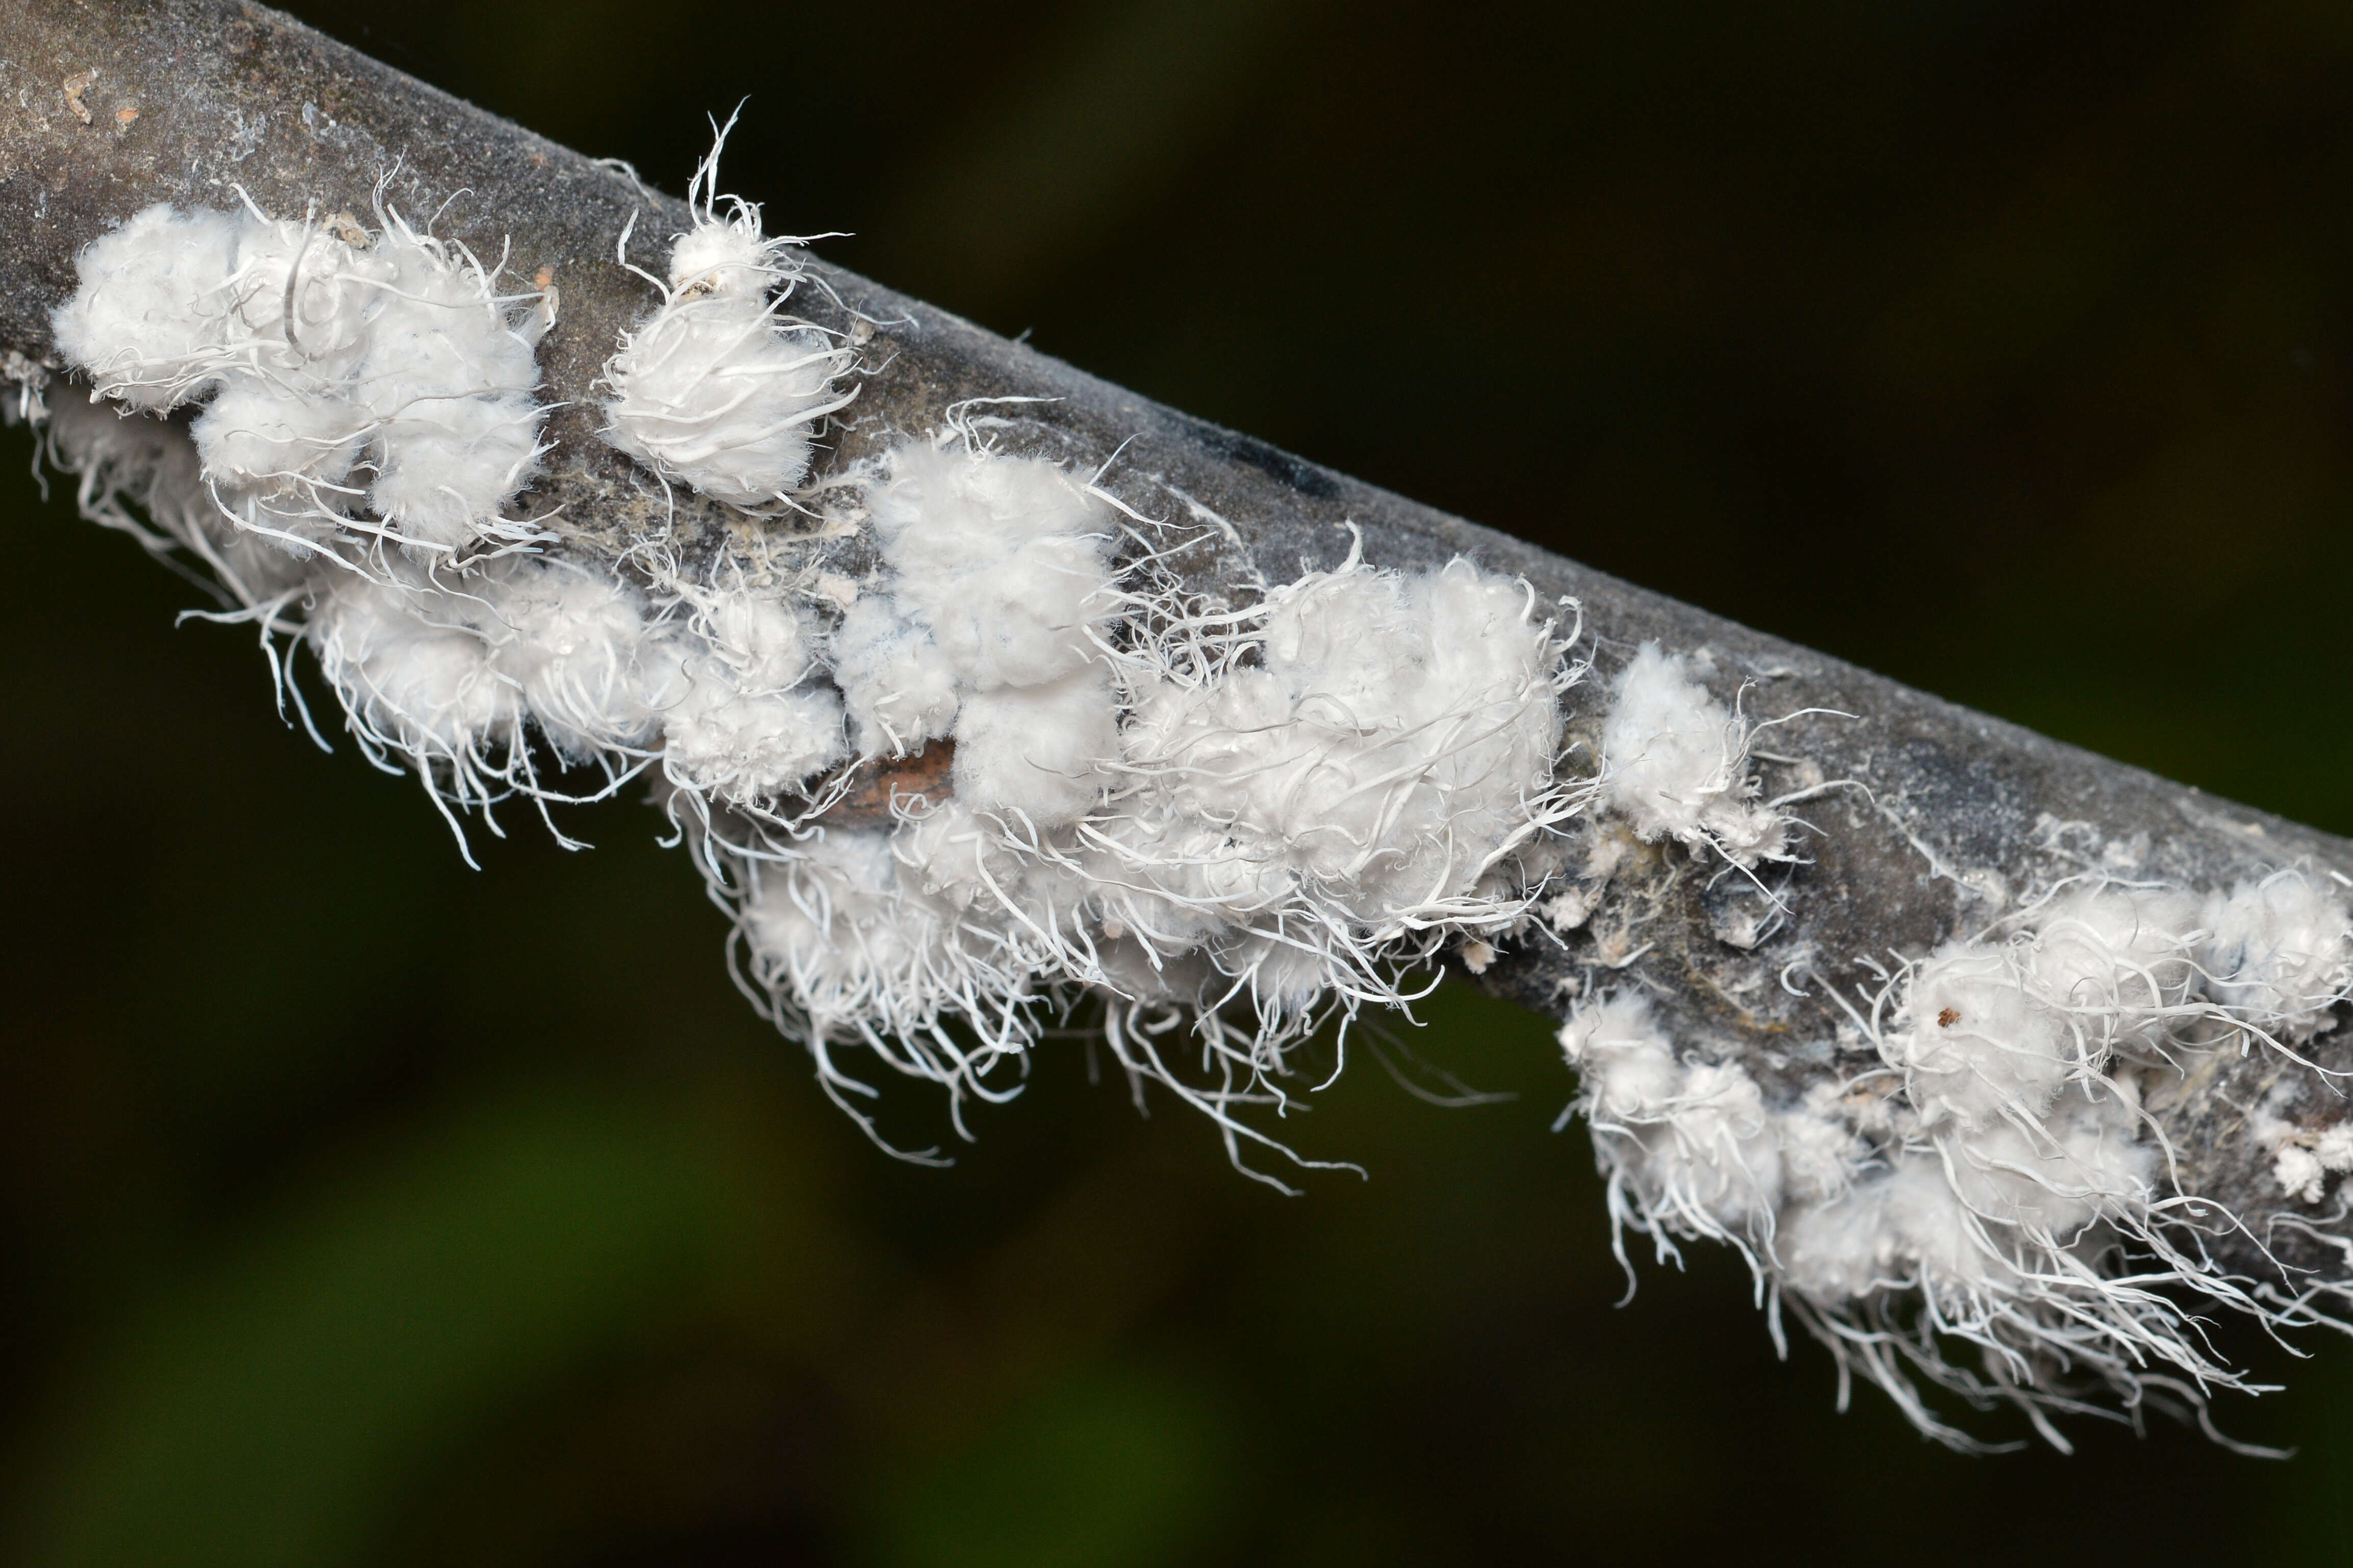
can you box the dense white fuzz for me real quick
[307,569,526,813]
[37,147,1585,1191]
[1887,942,2074,1128]
[1100,551,1574,945]
[52,206,249,413]
[829,593,960,757]
[1560,868,2353,1451]
[600,127,853,507]
[53,198,552,554]
[27,131,1587,1191]
[1775,1083,1869,1205]
[740,828,973,1057]
[473,560,669,762]
[2200,869,2353,1042]
[1559,995,1785,1260]
[662,592,846,805]
[833,439,1121,771]
[1889,886,2198,1129]
[865,441,1115,690]
[953,670,1120,825]
[836,436,1128,831]
[720,472,1583,1179]
[1599,642,1786,866]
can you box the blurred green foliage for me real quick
[4,1,2353,1561]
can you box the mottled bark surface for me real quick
[3,0,2346,1275]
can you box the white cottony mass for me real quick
[599,117,854,509]
[53,195,553,557]
[28,116,2353,1457]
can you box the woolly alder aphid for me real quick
[720,420,1590,1182]
[1560,865,2353,1452]
[35,109,2353,1456]
[599,110,855,510]
[51,185,555,562]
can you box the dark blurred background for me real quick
[5,1,2353,1562]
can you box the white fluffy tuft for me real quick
[865,440,1116,691]
[53,198,552,557]
[2200,868,2353,1042]
[1599,642,1786,866]
[830,592,961,758]
[661,590,848,804]
[307,569,527,817]
[599,124,852,508]
[1560,994,1785,1263]
[951,669,1120,826]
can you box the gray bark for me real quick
[0,0,2345,1280]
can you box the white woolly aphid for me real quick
[725,475,1583,1179]
[306,568,531,840]
[1009,542,1581,1158]
[2198,868,2353,1043]
[1889,885,2201,1130]
[1090,546,1584,1031]
[834,436,1120,766]
[35,361,840,862]
[470,558,674,769]
[51,194,553,558]
[659,584,848,808]
[1557,993,1790,1282]
[734,811,1074,1149]
[302,558,691,849]
[1560,874,2353,1451]
[1598,642,1788,868]
[830,591,961,760]
[739,827,968,1057]
[954,670,1122,826]
[600,118,854,509]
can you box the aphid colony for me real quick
[31,165,1587,1182]
[1561,868,2353,1450]
[23,143,2353,1450]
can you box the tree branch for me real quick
[4,0,2349,1430]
